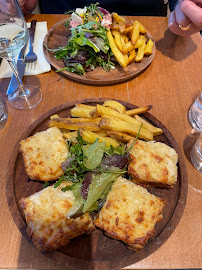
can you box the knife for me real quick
[6,42,27,95]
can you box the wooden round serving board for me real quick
[43,19,156,85]
[6,98,187,270]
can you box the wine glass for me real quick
[0,0,42,110]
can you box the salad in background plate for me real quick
[54,3,115,75]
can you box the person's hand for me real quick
[19,0,38,14]
[168,0,202,37]
[0,0,38,15]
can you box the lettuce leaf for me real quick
[82,172,118,213]
[75,36,100,53]
[89,36,109,54]
[66,182,85,218]
[82,140,106,169]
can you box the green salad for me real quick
[43,121,142,218]
[53,3,115,75]
[51,131,130,218]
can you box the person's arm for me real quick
[0,0,38,14]
[168,0,202,37]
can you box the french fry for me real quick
[100,113,160,139]
[98,104,131,120]
[107,30,127,67]
[131,21,140,45]
[106,130,135,143]
[76,104,96,109]
[119,20,126,33]
[50,114,59,119]
[79,129,120,148]
[122,41,135,54]
[48,100,162,149]
[123,54,129,65]
[110,12,153,66]
[124,35,129,43]
[128,49,136,64]
[111,29,118,36]
[134,36,145,49]
[134,115,163,136]
[112,30,123,52]
[135,36,146,62]
[144,39,154,56]
[62,130,78,140]
[71,106,98,119]
[100,114,120,120]
[97,105,152,132]
[120,34,126,49]
[48,117,101,131]
[100,118,153,141]
[125,22,133,28]
[132,20,147,34]
[95,130,109,137]
[126,105,152,116]
[112,12,125,23]
[138,22,147,34]
[111,22,120,31]
[122,25,133,35]
[59,128,70,134]
[103,100,126,114]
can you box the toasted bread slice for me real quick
[128,140,178,188]
[94,177,166,252]
[20,127,68,181]
[20,182,95,251]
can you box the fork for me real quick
[24,20,37,64]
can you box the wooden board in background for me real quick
[43,19,156,85]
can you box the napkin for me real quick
[0,21,51,78]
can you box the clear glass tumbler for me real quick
[188,92,202,132]
[0,97,8,130]
[190,133,202,173]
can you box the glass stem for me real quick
[7,58,29,98]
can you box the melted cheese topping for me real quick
[25,182,75,221]
[20,127,68,181]
[94,177,166,251]
[20,182,95,251]
[128,140,178,187]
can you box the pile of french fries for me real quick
[48,100,163,148]
[107,13,154,67]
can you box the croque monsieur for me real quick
[94,177,166,251]
[20,182,95,251]
[20,127,68,182]
[128,139,178,188]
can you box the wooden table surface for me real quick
[0,14,202,270]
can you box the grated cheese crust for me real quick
[20,127,68,181]
[20,182,95,251]
[94,177,166,251]
[128,140,178,187]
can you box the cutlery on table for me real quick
[6,43,27,95]
[24,20,37,64]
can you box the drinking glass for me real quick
[0,0,42,109]
[0,97,8,129]
[190,133,202,173]
[188,92,202,133]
